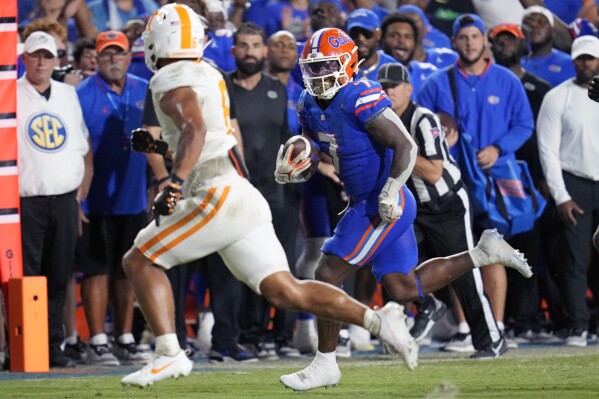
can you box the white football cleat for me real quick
[475,229,533,278]
[280,361,341,392]
[121,350,193,388]
[376,302,419,370]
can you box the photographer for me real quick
[21,18,85,86]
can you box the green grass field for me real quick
[1,346,598,398]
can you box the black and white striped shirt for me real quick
[400,101,461,204]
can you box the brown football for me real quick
[282,136,321,181]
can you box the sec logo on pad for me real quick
[27,113,68,152]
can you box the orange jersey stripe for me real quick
[174,4,192,49]
[139,188,217,254]
[149,187,231,262]
[343,216,381,262]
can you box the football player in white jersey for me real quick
[120,3,417,388]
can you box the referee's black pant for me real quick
[20,191,78,356]
[415,187,501,349]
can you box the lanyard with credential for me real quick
[96,74,131,151]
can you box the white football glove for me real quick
[378,177,403,222]
[274,143,312,184]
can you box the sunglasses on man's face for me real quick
[57,49,67,58]
[349,27,375,40]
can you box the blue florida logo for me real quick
[328,34,350,48]
[27,113,67,151]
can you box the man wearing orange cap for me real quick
[76,30,149,366]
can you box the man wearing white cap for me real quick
[521,5,576,87]
[17,31,93,368]
[537,35,599,347]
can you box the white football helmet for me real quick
[143,3,204,72]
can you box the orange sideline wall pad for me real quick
[8,277,49,372]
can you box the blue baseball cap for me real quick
[452,13,485,37]
[347,8,380,32]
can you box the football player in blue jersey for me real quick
[275,27,533,392]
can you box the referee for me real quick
[377,63,506,358]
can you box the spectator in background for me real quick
[346,9,397,82]
[72,37,98,78]
[87,0,158,32]
[309,0,346,31]
[17,31,93,368]
[537,35,599,347]
[418,13,534,338]
[521,5,576,87]
[76,31,148,365]
[379,13,438,98]
[228,23,299,359]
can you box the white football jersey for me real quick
[150,60,237,166]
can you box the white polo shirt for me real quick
[17,76,89,197]
[537,79,599,205]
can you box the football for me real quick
[282,135,321,181]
